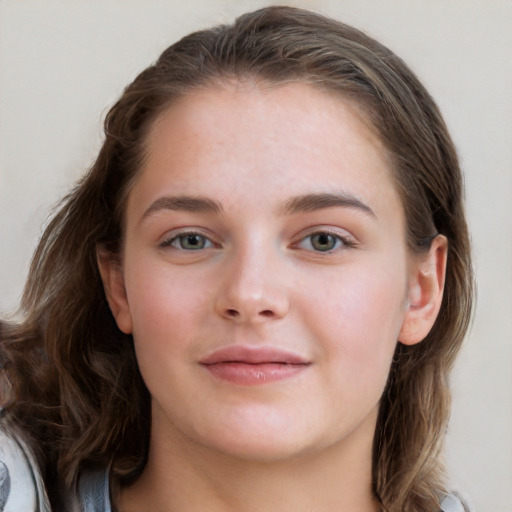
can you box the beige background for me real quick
[1,1,511,509]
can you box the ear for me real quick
[398,235,448,345]
[96,248,133,334]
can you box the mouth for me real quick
[199,345,311,385]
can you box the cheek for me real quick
[123,258,211,352]
[123,261,214,401]
[305,263,407,379]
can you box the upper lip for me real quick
[200,345,309,365]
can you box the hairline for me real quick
[111,74,403,255]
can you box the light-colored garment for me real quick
[0,421,51,512]
[76,469,112,512]
[440,492,467,512]
[0,419,468,512]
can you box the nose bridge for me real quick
[215,233,289,322]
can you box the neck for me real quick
[116,411,379,512]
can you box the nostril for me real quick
[226,309,240,318]
[260,310,274,317]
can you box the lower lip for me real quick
[202,362,308,385]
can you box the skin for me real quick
[99,81,447,512]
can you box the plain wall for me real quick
[1,1,511,509]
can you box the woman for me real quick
[0,6,473,511]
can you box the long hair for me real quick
[1,6,473,510]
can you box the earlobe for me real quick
[398,235,448,346]
[96,248,133,334]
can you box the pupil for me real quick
[183,234,203,249]
[313,233,334,251]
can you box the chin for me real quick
[192,415,335,463]
[206,435,316,463]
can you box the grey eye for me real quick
[175,234,210,250]
[309,233,339,251]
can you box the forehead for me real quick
[130,81,402,224]
[148,81,384,160]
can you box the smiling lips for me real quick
[200,346,311,385]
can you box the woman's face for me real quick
[105,82,424,462]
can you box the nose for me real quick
[214,244,290,323]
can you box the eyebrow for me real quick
[142,195,223,220]
[140,191,375,222]
[282,192,376,217]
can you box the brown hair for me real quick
[1,6,473,510]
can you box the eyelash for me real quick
[160,229,355,253]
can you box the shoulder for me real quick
[73,467,112,512]
[0,418,51,511]
[440,492,472,512]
